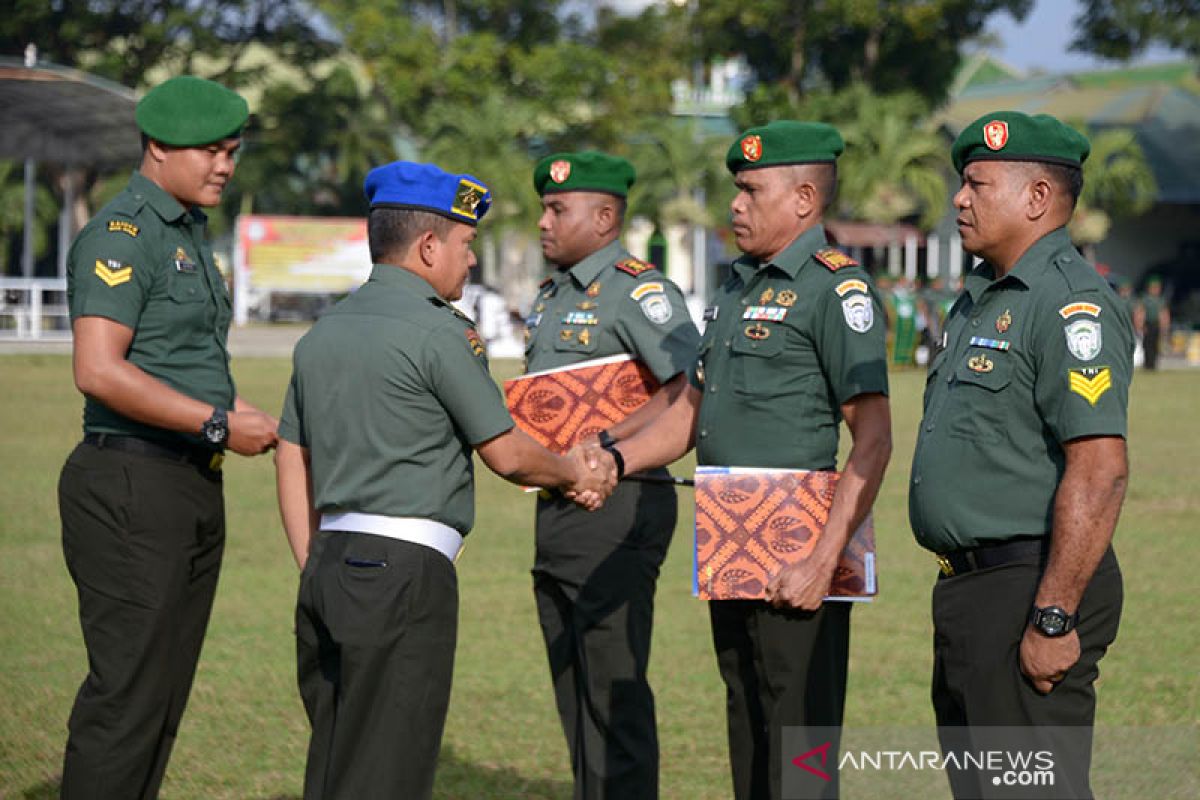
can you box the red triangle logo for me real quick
[791,741,832,781]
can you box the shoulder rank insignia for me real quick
[1069,367,1112,406]
[835,279,867,297]
[1059,301,1101,319]
[107,220,139,238]
[615,258,654,277]
[94,259,132,287]
[465,329,486,357]
[814,248,858,271]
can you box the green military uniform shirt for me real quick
[689,225,889,469]
[1138,292,1164,323]
[909,228,1134,553]
[278,265,514,535]
[67,171,236,446]
[525,239,698,381]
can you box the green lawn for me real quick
[1,355,1196,798]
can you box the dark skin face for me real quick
[538,192,619,267]
[729,165,823,262]
[142,137,241,209]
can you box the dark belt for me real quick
[83,432,224,474]
[936,537,1049,578]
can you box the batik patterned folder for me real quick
[503,354,659,454]
[694,466,876,601]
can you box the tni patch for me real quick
[1069,367,1112,406]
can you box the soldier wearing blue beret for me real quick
[57,75,279,799]
[911,111,1134,798]
[275,161,614,800]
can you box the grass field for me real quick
[0,354,1196,799]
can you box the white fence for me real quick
[0,277,70,340]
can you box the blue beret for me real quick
[364,161,491,226]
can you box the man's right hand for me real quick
[565,445,616,511]
[227,409,279,456]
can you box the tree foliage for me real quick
[692,0,1034,103]
[1070,126,1158,245]
[1070,0,1200,60]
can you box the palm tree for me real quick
[1069,126,1157,247]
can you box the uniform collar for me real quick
[564,239,624,288]
[368,263,441,300]
[129,171,205,226]
[964,226,1073,303]
[732,223,828,284]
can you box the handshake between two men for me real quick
[475,426,619,512]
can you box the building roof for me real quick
[0,58,141,167]
[937,59,1200,204]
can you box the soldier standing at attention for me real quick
[1134,276,1169,369]
[275,161,613,800]
[524,151,699,799]
[591,122,892,800]
[909,111,1133,799]
[57,75,279,799]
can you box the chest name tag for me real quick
[743,305,788,322]
[703,306,719,322]
[562,311,598,326]
[174,247,196,273]
[968,336,1011,352]
[526,313,542,328]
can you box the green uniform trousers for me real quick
[533,478,676,800]
[297,531,458,800]
[1143,321,1161,369]
[932,546,1122,799]
[709,600,852,800]
[58,441,225,800]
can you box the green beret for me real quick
[725,120,844,173]
[533,151,636,197]
[136,76,249,147]
[952,111,1090,173]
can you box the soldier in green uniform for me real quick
[56,76,280,799]
[1134,276,1170,369]
[594,122,892,800]
[909,112,1133,799]
[524,151,699,799]
[275,161,612,800]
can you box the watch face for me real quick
[1039,609,1067,635]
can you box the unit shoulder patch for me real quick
[1069,366,1112,406]
[814,248,859,272]
[841,293,874,333]
[107,219,139,238]
[629,282,665,301]
[94,259,133,287]
[1064,318,1102,361]
[835,278,868,297]
[1058,301,1102,319]
[615,258,655,277]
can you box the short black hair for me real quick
[368,208,455,263]
[1017,161,1083,206]
[787,163,838,212]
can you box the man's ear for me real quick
[417,229,440,268]
[1025,176,1053,222]
[794,181,819,220]
[144,139,169,164]
[593,199,617,237]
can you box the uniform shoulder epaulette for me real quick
[813,247,859,272]
[1053,250,1100,293]
[615,257,656,277]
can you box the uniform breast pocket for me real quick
[167,271,208,305]
[948,351,1013,443]
[553,329,598,356]
[730,331,786,397]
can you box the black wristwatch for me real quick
[601,440,625,480]
[200,407,229,449]
[1029,605,1078,637]
[597,429,617,449]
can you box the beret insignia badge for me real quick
[549,160,571,183]
[983,120,1009,151]
[741,134,763,162]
